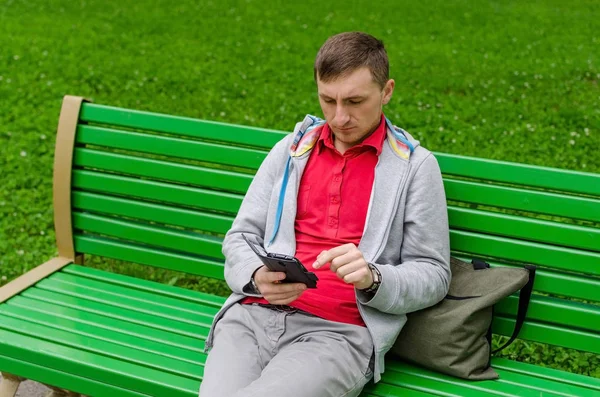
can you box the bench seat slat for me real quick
[34,278,215,327]
[436,152,600,197]
[76,125,268,170]
[80,102,286,150]
[74,235,225,279]
[0,316,205,379]
[0,329,198,397]
[72,212,225,261]
[73,170,243,215]
[3,297,208,351]
[46,273,220,318]
[385,360,599,397]
[74,147,254,194]
[0,354,153,397]
[62,264,226,307]
[451,230,600,277]
[73,191,234,237]
[444,179,600,223]
[372,366,567,397]
[448,206,600,253]
[19,288,207,337]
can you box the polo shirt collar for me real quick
[317,114,387,155]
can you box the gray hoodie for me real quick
[205,115,451,382]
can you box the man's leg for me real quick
[199,303,267,397]
[232,310,374,397]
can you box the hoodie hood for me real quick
[290,114,420,160]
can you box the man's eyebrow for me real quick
[319,93,366,101]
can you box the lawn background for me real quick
[1,0,598,377]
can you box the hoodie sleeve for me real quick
[221,134,293,295]
[357,153,451,314]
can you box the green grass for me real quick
[0,0,598,379]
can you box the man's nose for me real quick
[333,105,350,126]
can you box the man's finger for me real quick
[313,244,354,269]
[334,259,365,278]
[330,250,362,272]
[261,282,307,295]
[255,270,286,284]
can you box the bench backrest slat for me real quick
[436,153,600,197]
[73,191,234,235]
[74,234,224,279]
[445,179,600,222]
[77,125,268,171]
[448,207,599,253]
[79,103,285,149]
[74,147,253,194]
[73,170,244,214]
[451,230,599,276]
[64,101,599,354]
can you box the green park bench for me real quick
[0,95,598,397]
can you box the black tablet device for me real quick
[242,234,318,288]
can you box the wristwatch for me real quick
[248,275,261,294]
[359,263,381,294]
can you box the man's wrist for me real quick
[249,274,260,294]
[359,263,381,293]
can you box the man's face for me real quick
[317,67,394,153]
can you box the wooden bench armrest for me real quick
[0,256,81,303]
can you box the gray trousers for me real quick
[199,303,374,397]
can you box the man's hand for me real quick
[313,243,373,290]
[253,266,307,305]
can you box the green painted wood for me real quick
[45,272,220,317]
[76,124,267,170]
[0,316,204,379]
[492,357,600,391]
[495,294,599,333]
[72,170,243,215]
[4,296,208,351]
[72,212,225,261]
[444,179,600,222]
[379,367,544,397]
[73,147,253,194]
[453,255,600,302]
[492,316,600,353]
[80,102,286,150]
[388,359,599,397]
[73,234,225,279]
[72,191,233,236]
[364,382,438,397]
[0,329,198,397]
[62,265,226,308]
[0,354,154,397]
[435,152,600,197]
[34,278,215,327]
[448,206,600,253]
[450,230,600,276]
[19,288,208,338]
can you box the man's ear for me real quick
[382,79,395,105]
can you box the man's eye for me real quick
[349,100,362,105]
[324,99,335,104]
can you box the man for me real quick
[199,31,450,397]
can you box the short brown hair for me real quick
[314,32,389,89]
